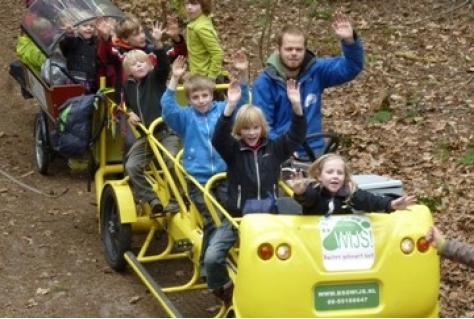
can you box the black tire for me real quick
[101,185,132,272]
[34,112,50,175]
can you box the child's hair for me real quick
[122,49,153,76]
[30,17,54,42]
[276,25,308,47]
[308,153,357,199]
[31,17,52,33]
[115,14,142,40]
[186,0,213,15]
[232,104,269,140]
[183,74,215,99]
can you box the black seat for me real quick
[276,197,302,215]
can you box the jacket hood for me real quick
[265,49,317,80]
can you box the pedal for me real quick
[174,239,193,252]
[150,201,180,218]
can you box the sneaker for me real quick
[212,282,234,307]
[149,198,164,215]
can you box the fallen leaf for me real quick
[129,295,142,304]
[22,236,33,245]
[26,299,38,308]
[36,287,50,295]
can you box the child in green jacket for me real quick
[184,0,224,80]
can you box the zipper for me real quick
[135,83,144,123]
[254,150,261,200]
[205,115,215,175]
[237,184,241,209]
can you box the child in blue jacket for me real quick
[161,51,249,278]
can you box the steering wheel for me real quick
[300,132,340,162]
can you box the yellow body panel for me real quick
[234,205,439,317]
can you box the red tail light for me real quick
[417,237,430,253]
[257,243,274,260]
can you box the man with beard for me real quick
[252,12,364,159]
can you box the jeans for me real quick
[187,180,228,277]
[119,113,137,163]
[125,130,179,204]
[203,220,238,290]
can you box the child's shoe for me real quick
[212,282,234,307]
[149,198,164,216]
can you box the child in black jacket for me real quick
[288,153,416,216]
[205,79,307,305]
[59,16,100,92]
[122,24,179,215]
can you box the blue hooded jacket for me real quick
[252,36,364,157]
[161,84,249,183]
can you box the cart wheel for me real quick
[34,113,50,175]
[101,185,132,272]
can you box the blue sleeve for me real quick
[319,35,364,89]
[252,74,278,139]
[161,88,188,136]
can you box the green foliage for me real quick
[418,196,441,213]
[406,98,420,107]
[365,54,378,67]
[458,146,474,165]
[405,109,420,119]
[469,12,474,22]
[382,26,397,35]
[167,0,186,18]
[52,283,67,292]
[370,110,392,123]
[434,141,450,160]
[340,135,353,148]
[257,17,269,27]
[309,9,332,20]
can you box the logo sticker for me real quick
[304,93,317,108]
[319,215,375,271]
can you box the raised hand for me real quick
[425,226,445,249]
[286,79,300,105]
[232,50,249,73]
[96,17,112,39]
[390,195,417,210]
[61,22,76,34]
[286,79,303,115]
[331,11,354,42]
[171,55,187,79]
[227,79,241,105]
[287,171,308,195]
[151,21,167,44]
